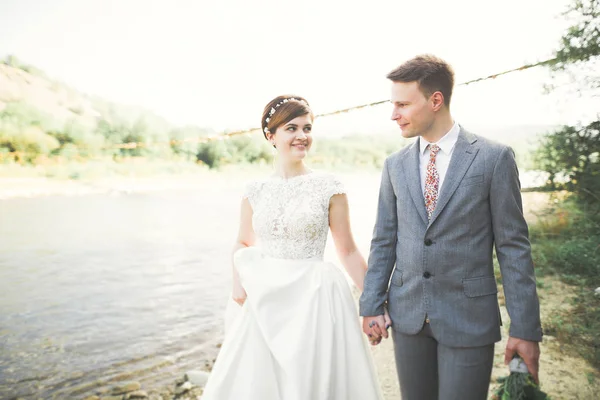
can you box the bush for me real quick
[529,195,600,368]
[197,141,226,168]
[535,121,600,200]
[530,196,600,281]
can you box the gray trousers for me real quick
[392,322,494,400]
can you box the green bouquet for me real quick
[491,356,551,400]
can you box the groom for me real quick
[360,54,543,400]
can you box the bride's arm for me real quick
[330,193,392,340]
[329,193,367,291]
[231,198,255,305]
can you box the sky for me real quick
[0,0,595,134]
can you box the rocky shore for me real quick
[80,370,210,400]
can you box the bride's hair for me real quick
[261,95,313,142]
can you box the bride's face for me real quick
[272,114,313,161]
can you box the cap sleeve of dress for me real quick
[242,181,259,208]
[326,174,346,201]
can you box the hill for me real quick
[0,55,213,163]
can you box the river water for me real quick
[0,175,256,399]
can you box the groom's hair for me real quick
[387,54,454,107]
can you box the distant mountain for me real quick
[0,55,213,161]
[0,55,176,131]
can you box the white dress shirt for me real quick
[419,121,460,195]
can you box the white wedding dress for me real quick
[201,171,383,400]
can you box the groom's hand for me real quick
[505,337,540,383]
[362,315,389,346]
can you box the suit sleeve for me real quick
[490,146,543,342]
[359,157,398,316]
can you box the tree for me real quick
[536,0,600,202]
[0,101,62,162]
[550,0,599,87]
[197,140,227,168]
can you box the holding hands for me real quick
[362,308,392,346]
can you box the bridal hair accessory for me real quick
[263,98,308,134]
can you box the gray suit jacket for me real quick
[359,129,543,347]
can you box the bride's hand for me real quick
[232,282,247,306]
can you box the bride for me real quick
[201,95,388,400]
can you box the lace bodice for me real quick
[243,171,346,260]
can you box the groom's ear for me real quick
[430,91,445,112]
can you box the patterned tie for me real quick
[424,144,441,220]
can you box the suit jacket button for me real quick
[424,238,433,246]
[423,271,432,279]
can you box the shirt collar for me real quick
[419,121,460,156]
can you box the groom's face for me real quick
[390,81,434,139]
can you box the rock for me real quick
[97,387,111,395]
[100,396,124,400]
[175,376,186,386]
[175,381,193,395]
[112,382,142,395]
[159,389,172,399]
[186,386,204,399]
[185,370,210,387]
[544,335,556,342]
[125,390,148,399]
[156,390,171,400]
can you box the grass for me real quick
[528,194,600,369]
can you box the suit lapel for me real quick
[402,139,428,225]
[427,129,479,227]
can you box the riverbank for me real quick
[77,371,209,400]
[0,175,205,199]
[0,165,267,199]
